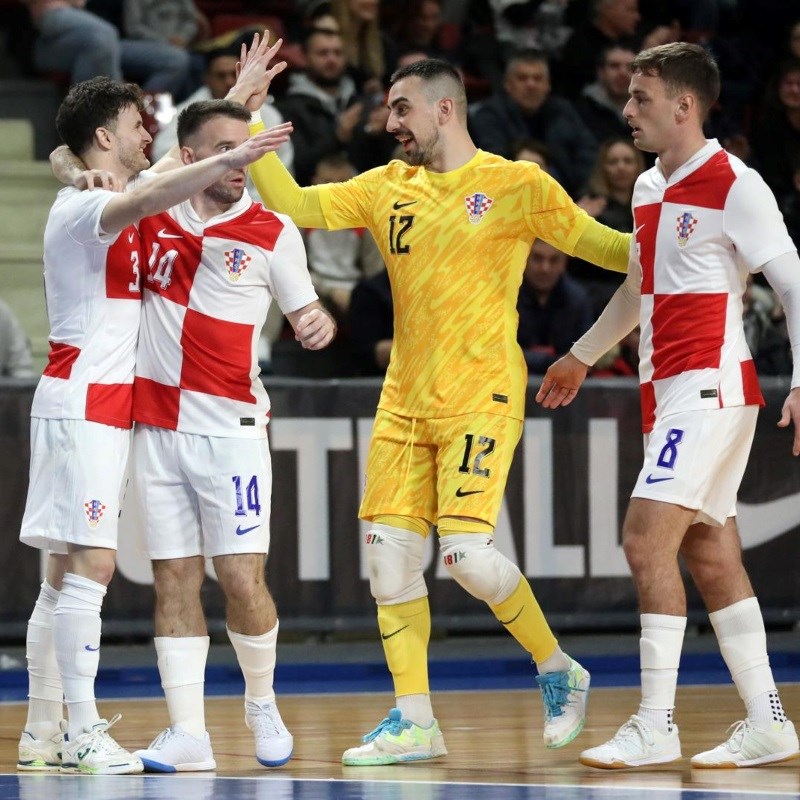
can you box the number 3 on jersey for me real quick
[232,475,261,517]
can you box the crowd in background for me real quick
[1,0,799,380]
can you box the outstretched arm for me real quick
[100,127,290,234]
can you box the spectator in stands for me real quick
[0,298,35,378]
[470,50,597,195]
[151,46,294,175]
[512,137,551,170]
[305,154,385,320]
[517,239,594,375]
[576,44,636,145]
[571,137,644,315]
[389,0,458,66]
[330,0,389,91]
[349,268,393,375]
[23,0,192,98]
[276,27,361,186]
[557,0,678,98]
[486,0,571,60]
[751,58,800,199]
[779,156,800,249]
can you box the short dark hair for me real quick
[390,58,467,121]
[55,77,144,157]
[505,48,549,77]
[632,42,720,117]
[177,100,251,147]
[302,25,341,51]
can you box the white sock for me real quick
[638,613,686,734]
[747,690,787,726]
[535,645,571,674]
[227,623,278,705]
[25,581,63,739]
[709,597,780,726]
[53,573,106,739]
[155,636,209,739]
[396,694,434,728]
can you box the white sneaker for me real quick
[245,699,293,767]
[17,725,64,771]
[342,708,447,766]
[536,657,591,748]
[691,718,800,768]
[580,715,682,769]
[133,725,216,772]
[61,714,143,774]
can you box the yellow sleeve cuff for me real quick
[573,219,631,274]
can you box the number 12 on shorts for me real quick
[232,475,261,517]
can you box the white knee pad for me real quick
[366,524,428,605]
[439,533,521,605]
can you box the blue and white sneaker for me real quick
[536,657,591,748]
[245,699,293,767]
[134,725,216,772]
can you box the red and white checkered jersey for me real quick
[633,140,796,432]
[30,178,148,428]
[133,194,315,438]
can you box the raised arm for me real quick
[50,145,125,191]
[100,127,290,234]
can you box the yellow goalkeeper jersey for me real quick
[318,150,594,420]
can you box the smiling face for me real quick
[110,103,152,176]
[183,115,250,204]
[386,76,442,166]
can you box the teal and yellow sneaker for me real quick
[536,656,591,748]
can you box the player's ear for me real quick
[438,97,453,123]
[95,126,113,152]
[179,145,196,166]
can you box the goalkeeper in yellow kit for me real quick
[242,40,631,765]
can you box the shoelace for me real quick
[147,726,178,750]
[76,714,125,758]
[537,671,580,719]
[721,719,750,753]
[610,716,654,749]
[362,712,412,744]
[247,702,284,737]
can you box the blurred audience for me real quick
[470,50,597,194]
[743,278,792,376]
[331,0,388,91]
[590,327,640,377]
[576,44,636,145]
[349,268,393,375]
[276,27,360,186]
[751,58,800,199]
[517,239,594,375]
[571,137,644,315]
[511,136,552,171]
[0,299,35,379]
[23,0,193,98]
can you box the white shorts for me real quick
[132,425,272,559]
[20,417,131,553]
[632,405,758,527]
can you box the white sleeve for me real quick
[725,170,796,272]
[267,215,319,314]
[570,241,641,366]
[63,189,118,246]
[762,250,800,388]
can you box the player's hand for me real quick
[227,30,287,111]
[777,386,800,456]
[295,308,336,350]
[74,169,124,192]
[535,352,589,409]
[224,123,293,168]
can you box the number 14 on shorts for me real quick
[232,475,261,516]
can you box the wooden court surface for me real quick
[2,684,799,794]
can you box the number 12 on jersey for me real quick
[232,475,261,516]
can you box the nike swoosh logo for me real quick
[635,224,645,236]
[236,524,259,536]
[645,474,674,484]
[392,200,417,210]
[84,645,99,652]
[381,625,409,640]
[498,607,524,625]
[127,232,135,243]
[455,488,484,497]
[157,228,183,239]
[738,493,800,548]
